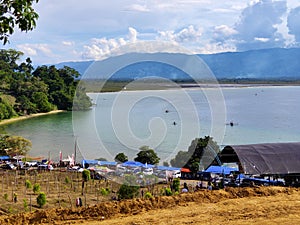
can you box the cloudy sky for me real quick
[3,0,300,65]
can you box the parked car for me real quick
[0,163,16,170]
[37,164,54,171]
[143,168,153,175]
[172,170,181,178]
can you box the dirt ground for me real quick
[0,184,299,225]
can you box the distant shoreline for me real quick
[0,110,65,126]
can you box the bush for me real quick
[36,192,46,208]
[100,187,110,196]
[25,180,32,189]
[172,178,180,192]
[117,184,140,200]
[82,169,91,182]
[164,187,173,196]
[33,183,41,194]
[144,191,153,199]
[65,176,70,184]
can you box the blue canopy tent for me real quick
[205,165,238,175]
[121,161,144,167]
[98,161,117,166]
[142,163,155,168]
[0,156,10,160]
[156,166,181,171]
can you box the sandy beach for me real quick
[0,110,65,126]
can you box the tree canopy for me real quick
[115,152,128,163]
[0,49,92,120]
[0,134,32,157]
[0,0,40,44]
[134,146,160,165]
[170,136,220,173]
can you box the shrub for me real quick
[100,188,110,196]
[172,178,180,192]
[82,169,91,182]
[164,187,173,196]
[25,180,32,189]
[144,191,153,199]
[33,183,41,194]
[3,193,8,201]
[37,192,46,208]
[117,184,140,200]
[23,199,28,211]
[65,176,70,184]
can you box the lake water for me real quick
[1,86,300,163]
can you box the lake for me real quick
[1,86,300,163]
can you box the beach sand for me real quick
[0,110,65,126]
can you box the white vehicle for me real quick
[143,168,153,175]
[173,170,181,178]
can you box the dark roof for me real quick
[219,142,300,175]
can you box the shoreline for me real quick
[0,110,66,126]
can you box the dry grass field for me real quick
[0,170,299,225]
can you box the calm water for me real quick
[1,86,300,163]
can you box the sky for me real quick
[3,0,300,65]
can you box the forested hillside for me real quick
[0,49,92,121]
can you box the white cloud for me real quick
[214,25,238,38]
[62,41,74,46]
[287,6,300,43]
[125,4,150,12]
[231,0,288,50]
[254,37,270,42]
[158,25,203,43]
[17,44,52,57]
[82,27,139,60]
[128,27,138,43]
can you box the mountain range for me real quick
[54,48,300,80]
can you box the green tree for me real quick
[4,135,32,157]
[36,192,46,208]
[117,184,140,200]
[114,152,128,163]
[170,136,220,173]
[0,0,40,44]
[134,146,160,165]
[163,161,169,167]
[33,183,40,194]
[31,92,53,112]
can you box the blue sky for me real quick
[3,0,300,65]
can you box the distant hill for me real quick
[54,48,300,80]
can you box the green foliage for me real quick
[65,176,70,184]
[124,174,139,186]
[82,169,91,182]
[144,191,153,199]
[0,134,32,157]
[2,135,32,157]
[36,192,46,208]
[0,0,40,44]
[23,199,28,211]
[172,178,180,192]
[3,193,8,201]
[114,152,128,163]
[25,180,32,189]
[134,146,160,165]
[0,49,92,120]
[164,187,173,196]
[117,184,140,200]
[163,161,170,167]
[33,183,41,194]
[170,136,220,173]
[100,188,110,196]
